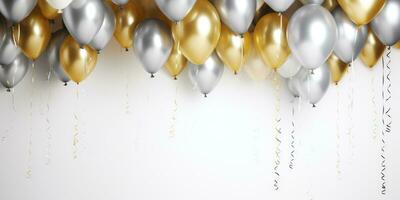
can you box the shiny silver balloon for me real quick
[0,0,37,23]
[286,77,300,98]
[264,0,294,12]
[189,52,224,97]
[112,0,129,6]
[288,4,337,69]
[0,29,21,65]
[333,8,367,63]
[212,0,256,34]
[47,30,70,85]
[298,0,324,4]
[293,63,331,106]
[63,0,106,45]
[0,53,30,90]
[155,0,196,22]
[134,19,173,77]
[278,55,301,78]
[90,4,116,52]
[371,0,400,46]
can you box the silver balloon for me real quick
[298,0,324,4]
[155,0,196,22]
[286,77,300,98]
[112,0,129,6]
[0,29,21,65]
[63,0,106,45]
[288,4,337,69]
[212,0,256,34]
[278,55,301,78]
[47,30,70,85]
[0,0,37,23]
[333,8,367,63]
[189,52,224,97]
[371,0,400,46]
[264,0,294,12]
[0,53,30,90]
[133,19,173,77]
[293,63,331,106]
[90,4,116,52]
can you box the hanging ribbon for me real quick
[169,86,179,138]
[45,65,52,165]
[73,86,80,159]
[336,84,341,177]
[289,98,296,170]
[272,72,282,190]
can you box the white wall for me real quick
[0,39,399,200]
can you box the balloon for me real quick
[0,53,30,90]
[13,7,51,60]
[134,19,173,77]
[112,0,129,6]
[257,0,264,10]
[63,0,105,45]
[333,8,368,63]
[188,52,224,97]
[172,0,221,65]
[327,53,347,84]
[113,1,143,50]
[395,41,400,49]
[155,0,196,22]
[47,30,70,85]
[46,0,74,10]
[337,0,385,26]
[360,28,385,68]
[90,4,116,52]
[38,0,60,20]
[323,0,338,11]
[135,0,171,26]
[371,0,400,46]
[0,0,37,23]
[244,34,272,81]
[283,0,303,18]
[0,29,21,65]
[299,0,324,4]
[286,77,300,98]
[165,39,187,80]
[212,0,256,34]
[277,55,301,78]
[216,25,251,74]
[287,4,337,69]
[60,36,98,84]
[264,0,294,12]
[254,13,290,69]
[294,64,331,106]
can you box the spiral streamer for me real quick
[73,86,80,159]
[272,72,282,191]
[347,62,355,158]
[380,46,392,195]
[371,74,379,141]
[169,86,179,138]
[45,68,52,165]
[335,85,341,177]
[289,99,296,170]
[26,61,36,178]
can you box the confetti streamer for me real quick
[289,98,296,170]
[272,72,282,190]
[169,86,179,138]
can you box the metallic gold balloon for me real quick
[172,0,221,65]
[323,0,338,11]
[13,7,51,60]
[337,0,386,26]
[254,13,290,69]
[165,40,187,80]
[60,36,98,84]
[360,28,385,68]
[216,25,251,74]
[38,0,60,20]
[244,34,272,81]
[395,41,400,49]
[135,0,171,26]
[327,54,348,84]
[113,1,143,50]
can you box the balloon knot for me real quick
[50,20,55,24]
[125,48,129,52]
[97,50,100,54]
[118,5,123,10]
[234,71,238,75]
[6,88,11,92]
[335,82,338,86]
[310,69,315,74]
[79,45,84,49]
[150,73,155,78]
[174,76,177,80]
[64,82,68,86]
[240,34,244,39]
[312,104,316,108]
[204,93,208,98]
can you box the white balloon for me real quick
[47,0,74,10]
[277,55,301,78]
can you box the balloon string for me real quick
[73,85,80,159]
[45,65,52,165]
[272,72,282,191]
[239,35,244,75]
[371,74,378,141]
[289,98,296,170]
[335,84,341,177]
[26,61,36,179]
[125,72,131,114]
[169,85,179,138]
[347,63,355,159]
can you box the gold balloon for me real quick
[172,0,221,65]
[38,0,60,20]
[395,41,400,49]
[60,36,98,84]
[244,34,272,81]
[327,54,348,85]
[337,0,386,26]
[135,0,171,26]
[113,1,143,50]
[323,0,338,11]
[216,25,251,74]
[360,28,385,68]
[254,13,290,69]
[165,40,187,80]
[13,7,51,60]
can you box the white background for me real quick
[0,39,399,200]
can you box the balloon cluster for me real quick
[0,0,398,105]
